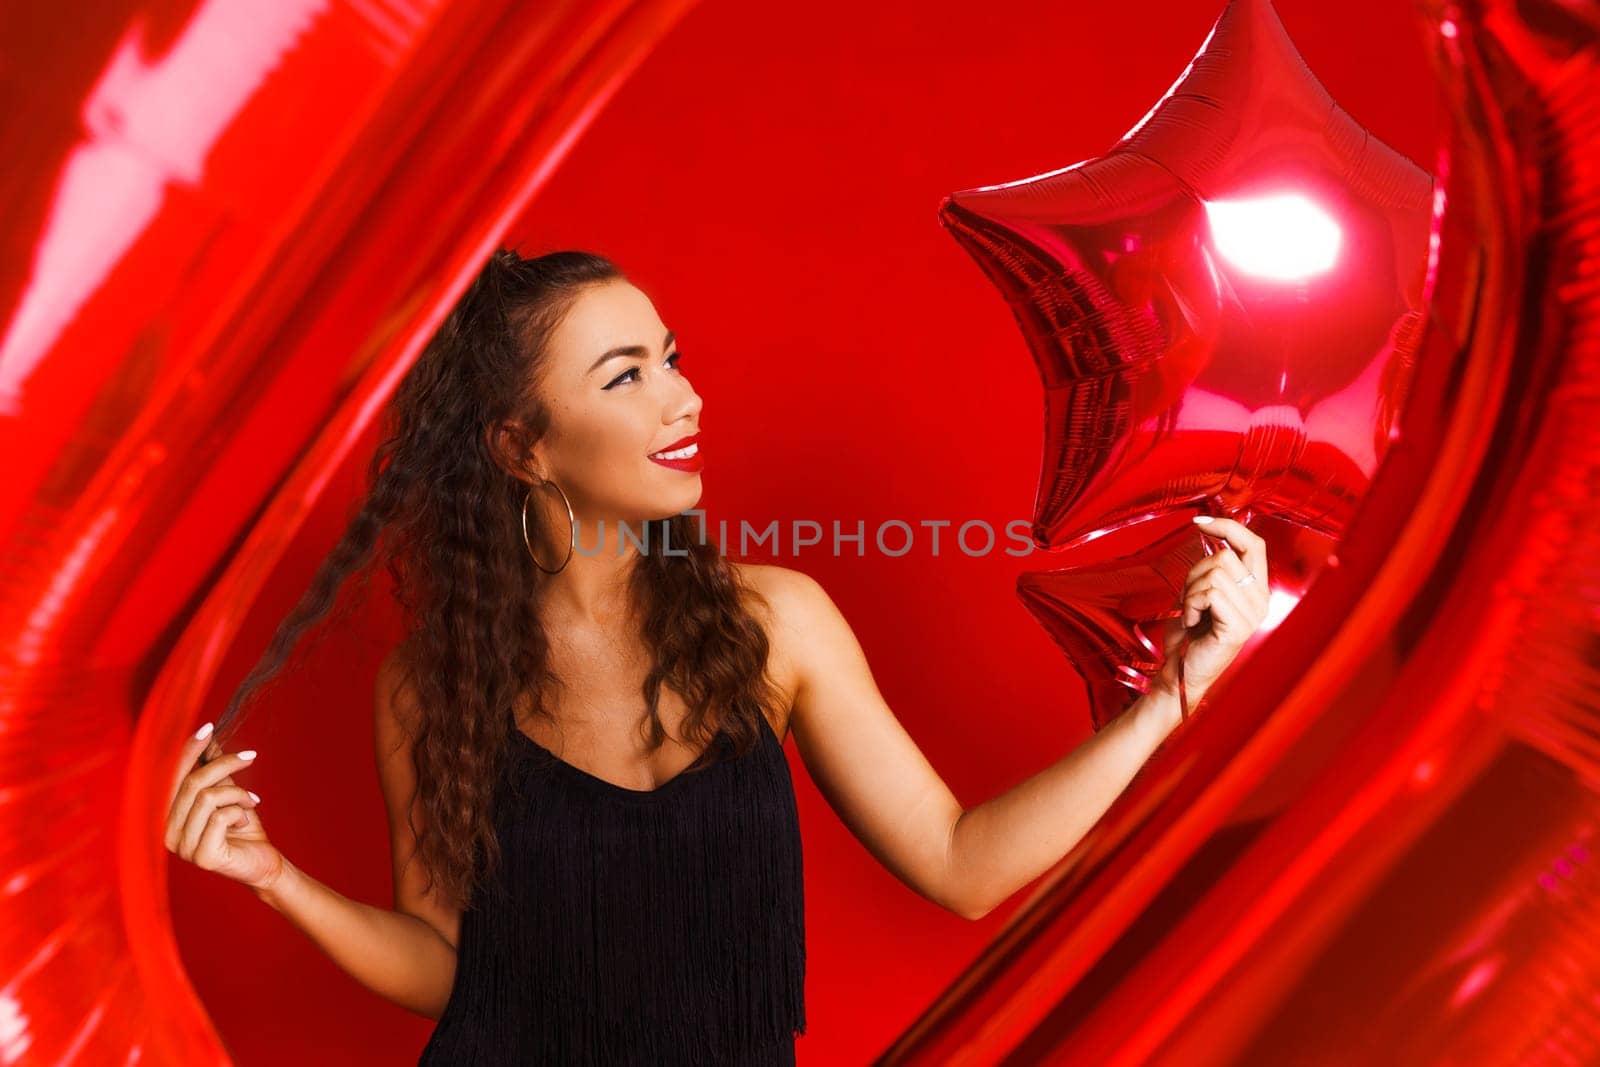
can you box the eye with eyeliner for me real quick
[604,349,682,390]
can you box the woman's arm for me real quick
[249,858,458,1019]
[242,646,464,1020]
[945,683,1180,919]
[765,565,1182,921]
[166,702,459,1019]
[948,517,1268,917]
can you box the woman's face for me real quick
[522,278,704,530]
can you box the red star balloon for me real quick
[1016,512,1333,729]
[939,0,1436,551]
[889,0,1600,1060]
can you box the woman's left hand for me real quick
[1155,515,1271,711]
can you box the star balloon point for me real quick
[940,0,1436,552]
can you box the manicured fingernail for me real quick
[238,750,257,761]
[247,791,261,803]
[1192,515,1214,524]
[194,722,214,741]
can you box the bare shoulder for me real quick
[731,560,826,606]
[728,562,833,740]
[730,561,831,635]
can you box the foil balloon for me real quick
[939,0,1436,552]
[886,0,1600,1062]
[2,0,1596,1062]
[1017,513,1333,730]
[0,1,697,1063]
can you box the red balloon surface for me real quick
[0,1,700,1062]
[1018,512,1333,730]
[884,0,1600,1062]
[939,0,1436,553]
[1,0,1596,1063]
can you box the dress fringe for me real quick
[419,713,806,1065]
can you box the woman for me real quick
[163,248,1269,1064]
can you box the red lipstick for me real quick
[647,433,703,473]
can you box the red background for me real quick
[167,1,1445,1061]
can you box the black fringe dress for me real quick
[417,709,808,1065]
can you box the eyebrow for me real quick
[588,329,675,374]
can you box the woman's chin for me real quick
[658,481,704,519]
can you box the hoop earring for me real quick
[521,478,575,574]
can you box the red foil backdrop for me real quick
[0,1,1593,1065]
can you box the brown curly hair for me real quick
[208,247,785,909]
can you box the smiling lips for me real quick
[648,434,703,473]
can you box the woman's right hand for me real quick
[165,722,282,892]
